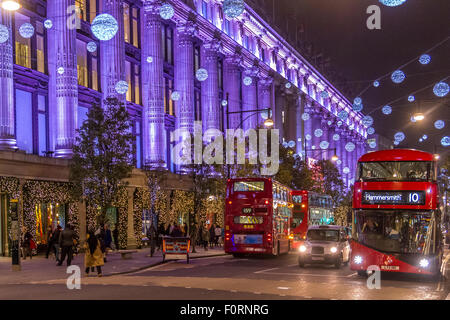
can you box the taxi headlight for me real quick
[419,259,429,268]
[299,245,307,253]
[354,255,363,264]
[330,247,338,253]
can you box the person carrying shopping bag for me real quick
[84,231,104,277]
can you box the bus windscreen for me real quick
[233,181,265,192]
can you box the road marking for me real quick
[446,293,450,300]
[347,272,358,277]
[230,290,237,293]
[185,286,191,289]
[253,292,261,295]
[277,287,290,290]
[132,261,175,274]
[304,296,312,299]
[257,270,357,279]
[254,267,279,274]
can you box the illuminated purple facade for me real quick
[1,0,367,187]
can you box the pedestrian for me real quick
[157,223,165,250]
[214,225,222,247]
[147,223,157,257]
[45,226,54,259]
[97,224,107,263]
[190,222,199,253]
[201,223,210,251]
[112,224,119,251]
[53,225,62,262]
[84,231,104,277]
[104,224,112,251]
[58,224,75,266]
[21,226,33,260]
[209,224,215,248]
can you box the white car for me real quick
[298,225,351,268]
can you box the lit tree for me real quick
[314,159,345,205]
[70,98,135,227]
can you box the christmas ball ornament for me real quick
[19,23,35,39]
[368,127,375,135]
[379,0,407,7]
[288,140,296,148]
[285,82,292,89]
[343,167,350,174]
[282,142,288,148]
[44,19,53,29]
[354,97,362,105]
[408,95,415,102]
[91,14,119,41]
[171,91,180,101]
[369,141,377,149]
[327,120,332,126]
[373,80,380,87]
[305,134,312,141]
[433,82,449,97]
[382,105,392,115]
[422,135,428,140]
[391,70,405,84]
[115,80,129,94]
[434,120,445,130]
[243,76,252,86]
[362,115,373,128]
[260,110,269,120]
[321,91,329,99]
[160,3,175,20]
[394,132,405,142]
[394,140,399,146]
[419,54,431,65]
[0,24,9,44]
[345,142,355,152]
[314,129,323,137]
[223,0,245,19]
[147,56,153,63]
[338,110,348,121]
[196,68,208,82]
[320,141,329,149]
[441,136,450,147]
[337,121,343,127]
[221,100,228,107]
[333,134,340,141]
[301,113,310,121]
[87,42,97,53]
[352,103,363,112]
[337,160,342,165]
[57,67,65,75]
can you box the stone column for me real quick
[303,99,313,151]
[175,21,197,133]
[0,9,16,150]
[258,77,272,128]
[295,94,304,156]
[100,0,126,102]
[48,0,78,158]
[223,54,242,130]
[142,1,166,168]
[241,68,258,131]
[201,39,221,136]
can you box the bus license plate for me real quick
[381,265,399,271]
[312,256,324,261]
[234,234,262,245]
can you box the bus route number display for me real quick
[362,191,425,205]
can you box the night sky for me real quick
[263,0,450,156]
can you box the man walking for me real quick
[58,224,75,266]
[147,223,157,257]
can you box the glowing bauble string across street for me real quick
[337,121,343,127]
[221,100,228,107]
[320,141,329,149]
[305,134,312,141]
[19,23,34,38]
[260,110,269,120]
[391,70,406,84]
[223,0,245,19]
[243,76,252,86]
[352,103,363,112]
[419,54,431,65]
[382,105,392,115]
[368,127,375,135]
[337,160,342,165]
[321,91,329,99]
[354,97,362,105]
[419,138,423,142]
[57,67,65,75]
[301,113,310,121]
[369,141,377,149]
[394,132,405,142]
[422,135,428,140]
[345,142,355,152]
[87,42,97,53]
[338,111,348,121]
[379,0,407,7]
[288,141,296,148]
[115,81,129,95]
[196,68,208,82]
[314,129,323,137]
[311,146,316,150]
[333,134,340,141]
[91,14,118,41]
[410,116,417,123]
[433,82,449,97]
[282,142,288,148]
[441,136,450,147]
[160,3,175,20]
[343,167,350,174]
[362,116,373,128]
[408,95,415,102]
[434,120,445,130]
[171,91,180,101]
[0,24,9,44]
[373,80,380,87]
[146,56,153,63]
[394,141,399,146]
[285,82,292,89]
[44,19,53,29]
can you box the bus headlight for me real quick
[354,255,363,264]
[299,245,307,253]
[419,259,429,268]
[330,247,338,253]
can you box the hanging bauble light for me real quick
[282,142,288,148]
[44,19,53,29]
[434,120,445,130]
[337,121,343,127]
[87,42,97,53]
[57,67,65,75]
[221,100,228,107]
[260,110,269,120]
[321,91,329,99]
[354,97,362,105]
[368,127,375,135]
[337,159,342,165]
[91,14,118,41]
[345,142,355,152]
[0,24,9,44]
[146,56,153,63]
[362,115,374,128]
[333,134,340,141]
[379,0,407,7]
[19,23,35,39]
[327,120,332,126]
[243,76,252,86]
[394,132,405,142]
[288,141,296,148]
[196,68,208,82]
[369,141,377,149]
[441,136,450,147]
[305,134,312,141]
[394,140,399,146]
[320,141,329,149]
[352,103,363,112]
[301,113,310,121]
[349,124,355,130]
[419,54,431,65]
[343,167,350,174]
[433,82,449,97]
[223,0,245,19]
[419,138,423,142]
[373,80,380,87]
[160,3,175,20]
[338,110,348,121]
[171,91,180,101]
[382,105,392,115]
[115,80,129,94]
[410,116,417,123]
[311,146,316,150]
[285,82,292,89]
[422,135,428,140]
[314,129,323,137]
[408,95,415,102]
[391,70,406,84]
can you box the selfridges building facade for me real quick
[0,0,367,252]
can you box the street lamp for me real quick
[263,118,274,128]
[413,112,425,121]
[1,0,21,11]
[331,154,339,162]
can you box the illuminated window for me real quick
[75,0,87,21]
[132,7,139,47]
[124,3,130,43]
[35,203,66,245]
[125,61,132,101]
[75,0,97,23]
[36,22,45,73]
[162,25,173,64]
[124,3,139,47]
[76,40,88,87]
[125,60,141,105]
[163,77,174,115]
[134,64,140,105]
[14,13,31,69]
[202,1,208,20]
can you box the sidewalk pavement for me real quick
[0,246,226,284]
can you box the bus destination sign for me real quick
[362,191,425,205]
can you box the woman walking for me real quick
[84,231,104,277]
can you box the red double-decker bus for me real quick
[290,190,334,250]
[351,149,444,277]
[224,178,292,257]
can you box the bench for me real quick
[117,250,138,260]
